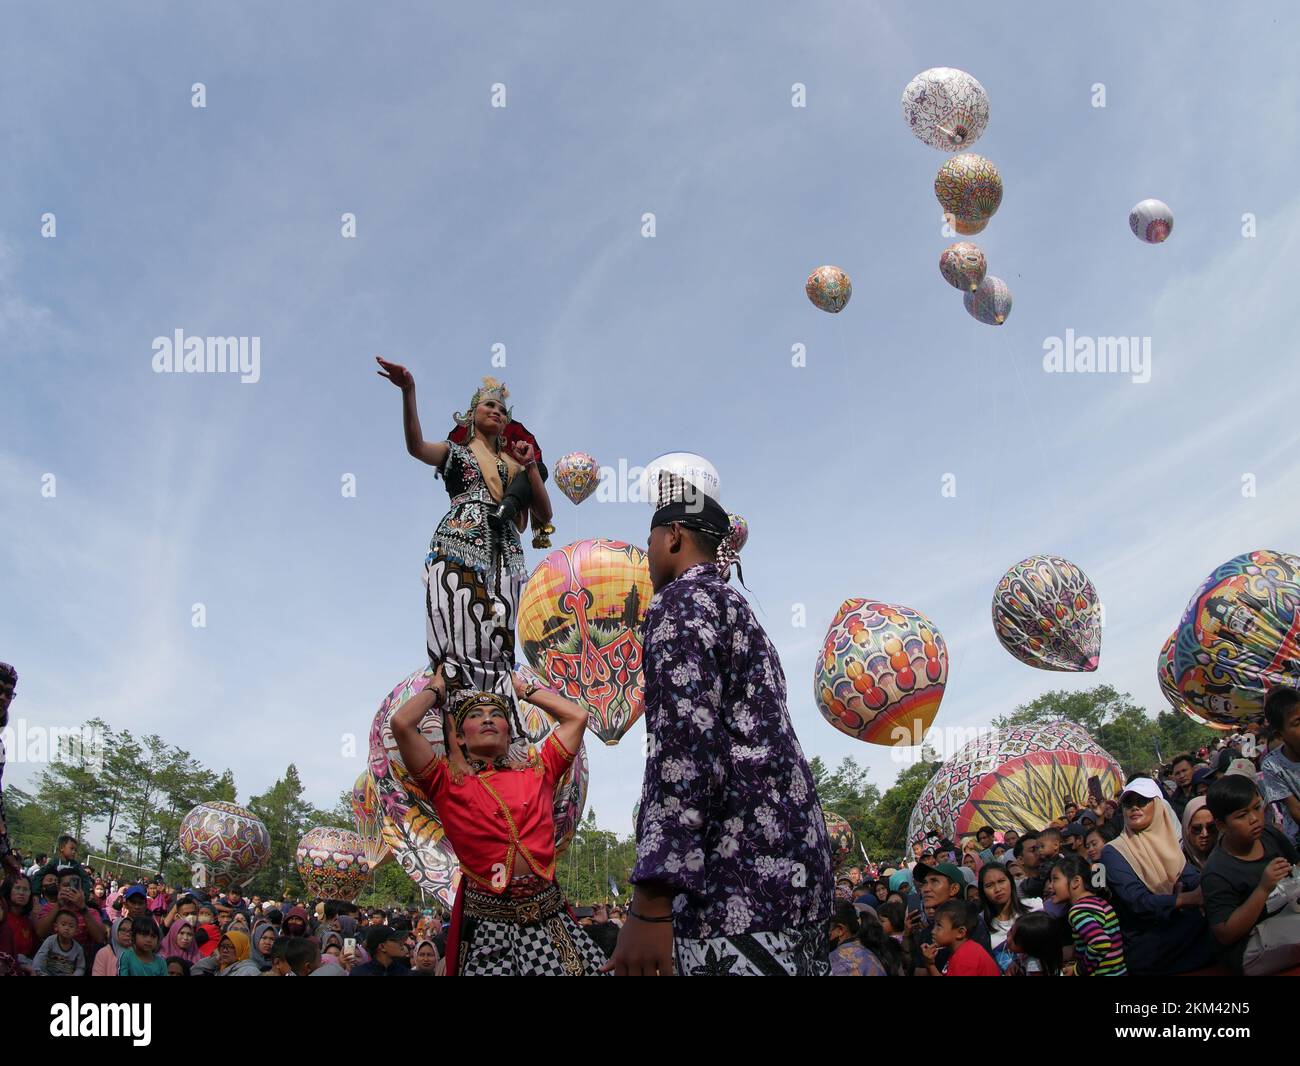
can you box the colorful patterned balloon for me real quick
[939,242,987,291]
[1157,631,1232,732]
[178,801,271,892]
[935,154,1003,224]
[952,215,988,236]
[816,599,949,746]
[823,809,855,869]
[1170,550,1300,728]
[900,67,990,151]
[295,826,372,902]
[367,665,588,907]
[1129,198,1173,244]
[723,513,748,556]
[519,539,654,745]
[906,722,1124,847]
[963,275,1013,325]
[555,452,600,505]
[805,265,852,313]
[992,555,1100,672]
[351,771,391,869]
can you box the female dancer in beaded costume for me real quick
[376,360,554,747]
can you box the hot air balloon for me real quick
[1157,631,1233,732]
[641,452,721,509]
[900,67,990,152]
[952,215,988,236]
[816,599,949,746]
[935,153,1003,224]
[723,513,748,555]
[367,665,588,907]
[554,452,600,505]
[178,801,271,892]
[906,722,1123,848]
[351,771,391,869]
[939,242,987,291]
[964,275,1013,325]
[992,555,1101,672]
[805,265,852,313]
[295,827,372,902]
[1169,550,1300,729]
[518,539,654,745]
[1129,199,1173,244]
[823,809,855,869]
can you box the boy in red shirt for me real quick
[921,900,1001,976]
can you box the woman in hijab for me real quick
[214,930,262,976]
[411,938,443,976]
[1180,796,1219,871]
[91,917,133,976]
[161,919,201,966]
[249,921,277,973]
[1099,778,1216,975]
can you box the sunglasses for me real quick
[1121,794,1155,810]
[1190,824,1216,836]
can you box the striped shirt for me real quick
[1068,894,1127,976]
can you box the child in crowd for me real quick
[1049,852,1127,975]
[166,957,191,976]
[1202,775,1300,975]
[32,909,85,976]
[920,900,1000,976]
[32,836,94,899]
[1005,911,1062,976]
[118,916,168,975]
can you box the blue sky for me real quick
[4,2,1300,843]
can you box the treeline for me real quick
[3,717,356,898]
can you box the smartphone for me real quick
[1087,775,1103,805]
[343,937,356,955]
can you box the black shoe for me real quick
[490,498,519,526]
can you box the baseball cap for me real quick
[123,885,147,900]
[1224,758,1257,781]
[1061,821,1087,840]
[912,861,964,889]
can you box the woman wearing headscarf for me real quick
[214,930,262,976]
[411,939,444,976]
[1099,778,1216,974]
[161,919,201,966]
[249,921,277,972]
[1180,797,1219,871]
[91,917,133,976]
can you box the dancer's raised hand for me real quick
[375,355,414,390]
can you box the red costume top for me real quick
[411,732,575,892]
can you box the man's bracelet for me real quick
[627,908,674,924]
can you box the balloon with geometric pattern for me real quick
[823,809,855,869]
[939,242,987,291]
[816,599,949,746]
[178,801,271,893]
[1169,549,1300,729]
[935,153,1003,224]
[351,771,392,869]
[992,555,1100,672]
[964,275,1013,325]
[295,826,372,902]
[900,67,990,152]
[723,513,748,556]
[905,721,1124,848]
[805,265,852,313]
[953,215,988,236]
[1129,198,1173,244]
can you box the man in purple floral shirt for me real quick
[610,489,832,976]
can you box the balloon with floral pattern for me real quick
[295,826,372,902]
[805,265,852,313]
[900,67,990,152]
[179,801,271,893]
[555,452,600,505]
[823,809,855,868]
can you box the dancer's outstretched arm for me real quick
[512,673,584,757]
[376,356,449,468]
